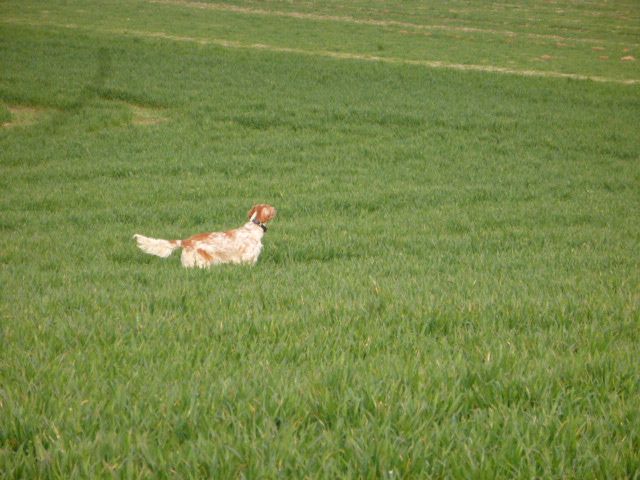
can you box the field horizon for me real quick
[1,1,639,478]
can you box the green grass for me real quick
[3,0,639,82]
[1,1,639,478]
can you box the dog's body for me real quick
[134,204,276,268]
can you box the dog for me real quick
[133,204,276,268]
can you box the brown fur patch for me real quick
[197,249,214,262]
[181,232,211,249]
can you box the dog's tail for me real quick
[133,234,181,258]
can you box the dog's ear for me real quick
[248,204,277,223]
[257,205,276,223]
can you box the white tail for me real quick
[133,234,180,258]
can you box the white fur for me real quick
[132,234,179,258]
[178,222,264,268]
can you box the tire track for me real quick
[148,0,640,47]
[2,18,638,85]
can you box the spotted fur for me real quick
[133,204,276,268]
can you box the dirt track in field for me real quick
[2,17,638,85]
[148,0,640,47]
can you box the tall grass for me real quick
[1,1,639,477]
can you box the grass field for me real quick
[1,0,639,478]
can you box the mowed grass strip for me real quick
[1,3,639,479]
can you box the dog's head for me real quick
[248,204,277,225]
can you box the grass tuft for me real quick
[1,0,639,477]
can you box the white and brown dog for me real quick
[133,204,276,268]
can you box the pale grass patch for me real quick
[128,103,167,126]
[1,105,52,128]
[1,103,166,128]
